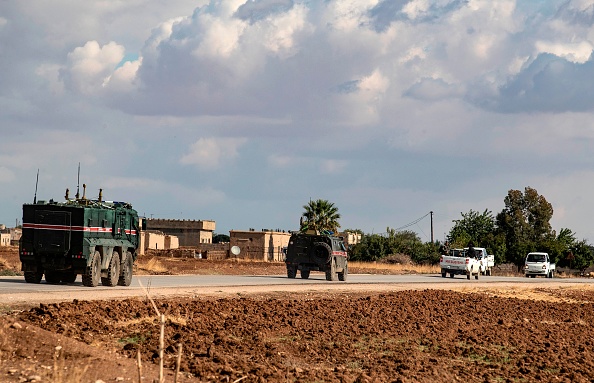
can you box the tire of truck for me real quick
[338,262,348,281]
[548,270,554,278]
[286,265,297,278]
[301,269,310,279]
[530,275,536,278]
[441,270,446,278]
[475,271,479,280]
[83,251,101,287]
[486,268,492,276]
[62,271,77,284]
[467,272,471,280]
[325,257,337,281]
[449,273,455,278]
[102,251,120,287]
[118,251,134,286]
[44,270,62,284]
[24,270,43,284]
[313,242,332,264]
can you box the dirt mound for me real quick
[1,289,592,382]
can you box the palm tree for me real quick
[300,199,341,234]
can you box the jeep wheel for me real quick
[286,265,297,278]
[301,269,310,279]
[45,270,62,284]
[24,270,43,284]
[338,263,348,281]
[325,257,337,281]
[62,271,77,284]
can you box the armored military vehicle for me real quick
[285,231,348,281]
[19,184,143,287]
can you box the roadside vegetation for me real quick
[306,187,594,273]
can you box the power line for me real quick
[393,212,431,231]
[377,212,432,237]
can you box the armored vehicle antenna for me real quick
[75,163,80,200]
[33,169,39,204]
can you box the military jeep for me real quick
[285,231,348,281]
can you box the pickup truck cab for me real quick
[524,252,555,278]
[440,248,481,280]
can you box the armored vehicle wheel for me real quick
[102,251,120,287]
[83,251,101,287]
[286,265,297,278]
[118,251,133,286]
[325,257,337,281]
[338,263,348,281]
[62,272,77,284]
[300,269,310,279]
[45,270,62,284]
[24,270,43,284]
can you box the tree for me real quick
[447,209,495,248]
[496,187,554,267]
[447,209,506,263]
[300,199,341,233]
[213,233,230,243]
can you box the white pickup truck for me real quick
[524,252,555,278]
[440,248,481,280]
[467,247,495,276]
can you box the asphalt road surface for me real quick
[1,273,592,307]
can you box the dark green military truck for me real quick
[285,231,348,281]
[19,186,143,287]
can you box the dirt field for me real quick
[2,246,594,383]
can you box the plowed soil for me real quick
[1,247,594,383]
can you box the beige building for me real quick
[0,233,10,247]
[140,231,179,254]
[229,230,291,261]
[338,231,362,247]
[145,219,215,246]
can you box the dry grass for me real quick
[350,261,440,274]
[138,257,168,273]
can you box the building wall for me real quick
[144,231,166,251]
[0,233,10,247]
[145,218,216,247]
[229,230,291,261]
[165,235,179,249]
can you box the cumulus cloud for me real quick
[404,78,463,101]
[60,41,126,94]
[180,137,247,170]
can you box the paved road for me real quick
[1,273,592,307]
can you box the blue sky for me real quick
[2,0,594,243]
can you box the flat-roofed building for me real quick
[145,218,215,247]
[229,229,291,261]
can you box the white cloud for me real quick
[535,40,593,63]
[180,137,247,170]
[61,41,126,94]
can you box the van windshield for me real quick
[527,253,546,262]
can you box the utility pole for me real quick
[430,211,434,243]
